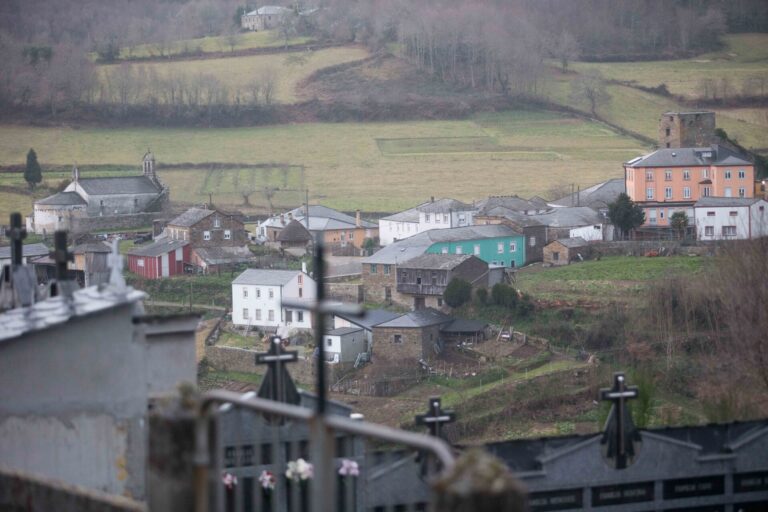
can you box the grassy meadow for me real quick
[0,110,645,219]
[119,30,315,59]
[98,46,369,104]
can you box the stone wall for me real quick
[204,345,319,386]
[0,467,144,512]
[591,240,714,257]
[362,263,409,307]
[372,325,441,363]
[327,282,363,303]
[71,212,158,234]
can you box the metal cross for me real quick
[255,336,298,404]
[415,397,456,439]
[5,213,27,267]
[599,372,639,469]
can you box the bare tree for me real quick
[550,31,580,72]
[569,69,611,117]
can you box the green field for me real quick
[98,46,369,104]
[517,256,707,305]
[0,110,646,218]
[119,30,314,59]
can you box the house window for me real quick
[739,188,746,197]
[327,338,332,347]
[729,211,738,216]
[702,169,709,178]
[705,226,714,236]
[455,246,463,255]
[214,216,221,228]
[665,170,672,181]
[646,171,654,181]
[553,252,559,261]
[286,310,293,323]
[497,242,504,254]
[665,128,670,136]
[243,288,248,298]
[443,214,449,223]
[509,241,516,252]
[255,309,262,320]
[725,170,732,179]
[437,298,443,307]
[268,289,274,299]
[510,260,515,268]
[665,187,672,199]
[425,214,430,223]
[738,169,746,179]
[243,308,249,319]
[256,288,261,298]
[722,226,736,237]
[474,244,480,255]
[384,264,391,275]
[649,209,657,224]
[137,259,144,267]
[458,214,466,222]
[660,210,665,220]
[683,170,690,181]
[707,211,715,217]
[725,187,732,197]
[297,311,303,322]
[370,264,377,274]
[441,247,448,254]
[529,236,536,247]
[646,188,654,200]
[224,230,231,240]
[298,274,303,284]
[268,310,274,321]
[393,334,402,344]
[203,231,211,240]
[298,287,303,298]
[703,187,711,197]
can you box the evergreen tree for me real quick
[608,193,645,240]
[670,211,689,240]
[24,148,42,190]
[444,278,471,308]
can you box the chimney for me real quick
[355,209,361,228]
[430,196,435,203]
[280,214,285,226]
[301,261,307,274]
[288,212,293,221]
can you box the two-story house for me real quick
[694,197,768,241]
[396,254,490,310]
[624,145,754,230]
[231,269,316,332]
[378,198,476,245]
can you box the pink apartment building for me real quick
[624,145,754,228]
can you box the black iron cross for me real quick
[5,213,27,266]
[599,372,639,469]
[49,231,74,283]
[415,397,456,439]
[255,336,299,404]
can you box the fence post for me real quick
[431,449,527,512]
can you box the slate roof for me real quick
[476,196,545,215]
[416,198,474,214]
[364,225,522,265]
[0,243,50,260]
[232,268,303,286]
[326,327,364,336]
[193,246,252,265]
[694,197,765,207]
[262,205,376,231]
[380,205,421,223]
[248,5,290,15]
[441,318,488,333]
[475,207,545,227]
[72,242,111,254]
[335,308,401,331]
[530,207,603,228]
[376,308,452,329]
[398,253,474,270]
[77,176,161,196]
[276,219,312,242]
[127,238,188,257]
[551,237,588,249]
[168,208,215,227]
[35,191,87,206]
[625,145,751,168]
[551,178,625,208]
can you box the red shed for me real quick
[127,239,190,279]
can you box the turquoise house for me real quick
[424,225,525,268]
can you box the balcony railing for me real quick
[396,283,446,296]
[193,390,455,512]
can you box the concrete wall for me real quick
[141,315,199,396]
[0,303,147,499]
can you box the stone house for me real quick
[276,218,312,253]
[543,237,590,266]
[371,308,453,365]
[396,254,490,311]
[28,152,168,235]
[658,111,716,149]
[332,308,401,351]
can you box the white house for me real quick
[323,327,367,364]
[232,269,316,331]
[241,5,291,31]
[379,198,475,245]
[694,197,768,241]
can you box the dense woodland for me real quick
[0,0,766,114]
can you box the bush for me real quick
[491,283,518,308]
[444,278,471,307]
[475,287,488,305]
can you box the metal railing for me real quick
[193,390,455,512]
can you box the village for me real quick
[1,1,768,510]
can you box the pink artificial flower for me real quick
[338,458,360,477]
[222,472,238,490]
[258,470,276,490]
